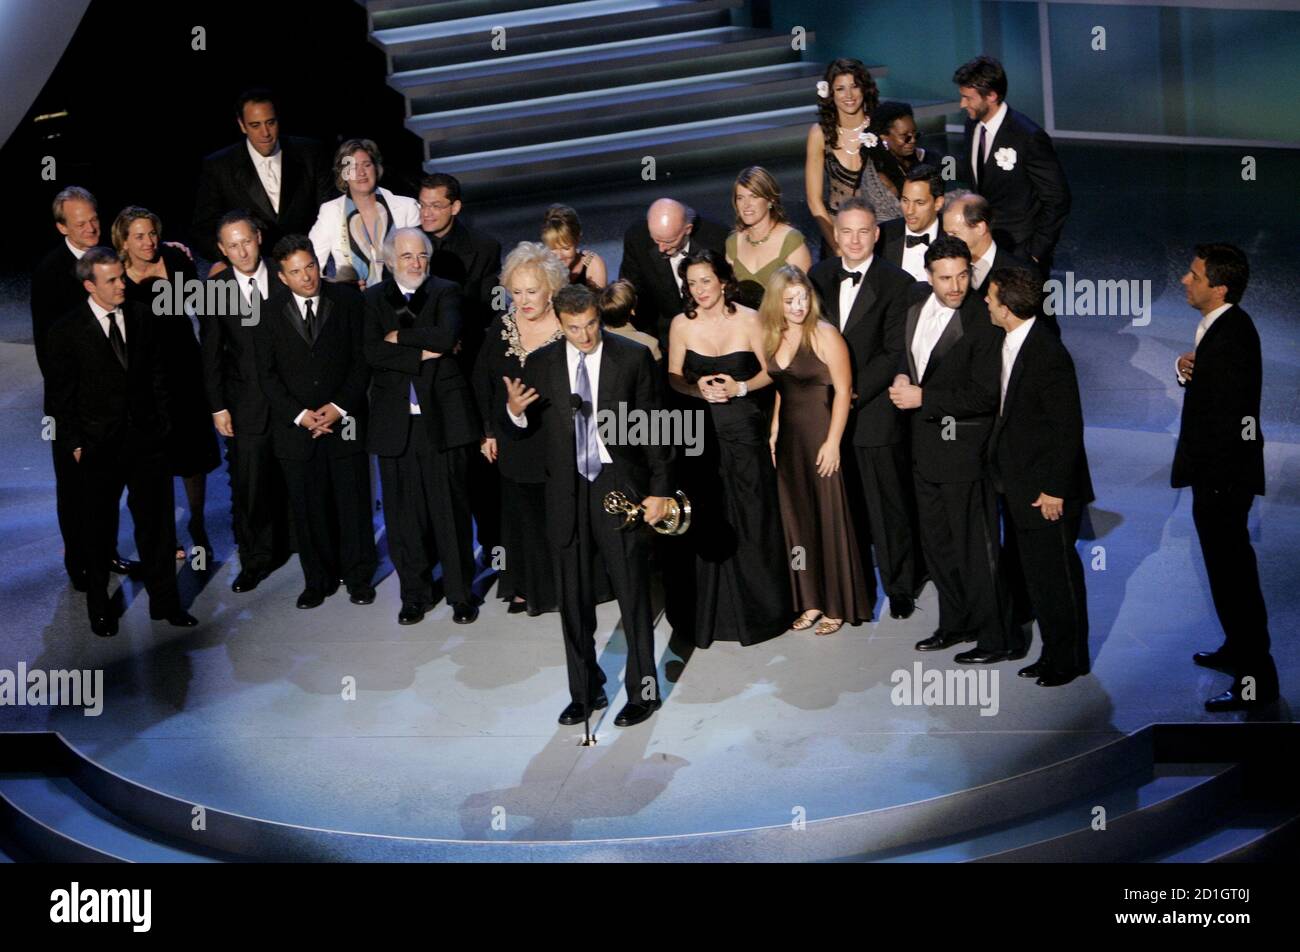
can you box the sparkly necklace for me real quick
[743,220,775,247]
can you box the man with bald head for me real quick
[619,197,727,350]
[364,227,481,625]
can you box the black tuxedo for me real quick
[962,107,1070,267]
[966,242,1060,335]
[810,254,921,602]
[1171,305,1274,697]
[199,265,288,575]
[618,216,728,347]
[503,333,673,707]
[424,217,503,562]
[900,295,1007,648]
[990,318,1093,675]
[32,242,118,577]
[364,276,481,606]
[876,218,940,278]
[45,301,181,621]
[255,283,376,594]
[192,136,333,262]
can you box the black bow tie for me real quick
[905,233,931,248]
[837,268,863,286]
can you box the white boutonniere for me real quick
[816,81,829,99]
[994,146,1017,171]
[859,131,879,149]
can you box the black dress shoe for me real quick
[1018,659,1046,679]
[613,699,661,727]
[151,610,199,627]
[297,589,326,609]
[954,648,1013,664]
[1036,670,1079,687]
[507,600,527,614]
[453,602,479,624]
[558,694,609,725]
[1193,648,1235,672]
[108,556,139,575]
[231,569,266,593]
[90,614,117,638]
[915,629,976,651]
[1205,689,1278,712]
[889,595,915,620]
[397,602,429,625]
[348,586,376,605]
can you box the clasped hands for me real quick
[888,374,922,410]
[697,373,740,403]
[298,404,343,438]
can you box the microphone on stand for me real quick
[569,391,596,746]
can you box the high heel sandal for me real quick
[815,617,844,636]
[792,610,822,631]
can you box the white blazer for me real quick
[308,186,421,281]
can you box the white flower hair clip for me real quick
[859,131,879,148]
[816,81,829,99]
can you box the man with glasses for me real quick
[364,228,481,625]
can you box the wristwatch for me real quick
[736,381,748,397]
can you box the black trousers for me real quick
[1191,484,1277,696]
[553,467,657,708]
[280,444,378,594]
[77,443,178,620]
[467,449,501,563]
[850,442,922,600]
[913,472,1011,650]
[225,429,289,575]
[377,418,475,606]
[1002,500,1089,675]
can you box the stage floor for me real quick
[1,141,1297,845]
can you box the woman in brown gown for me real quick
[764,265,870,634]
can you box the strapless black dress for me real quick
[679,350,793,646]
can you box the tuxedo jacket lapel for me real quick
[920,306,965,384]
[314,292,333,343]
[282,298,311,346]
[236,149,277,226]
[1000,322,1033,419]
[842,265,877,338]
[903,300,923,381]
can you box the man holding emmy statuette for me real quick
[504,283,676,730]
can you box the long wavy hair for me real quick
[817,58,879,149]
[678,249,740,319]
[760,265,823,358]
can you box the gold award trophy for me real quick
[603,490,692,536]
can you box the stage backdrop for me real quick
[767,0,1300,145]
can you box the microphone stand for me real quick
[570,391,597,747]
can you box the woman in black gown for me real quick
[112,206,220,560]
[666,249,792,647]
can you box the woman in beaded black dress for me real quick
[804,58,900,259]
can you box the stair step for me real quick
[366,0,578,28]
[1152,806,1300,862]
[0,776,221,863]
[874,763,1238,863]
[390,27,804,108]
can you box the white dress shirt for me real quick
[396,281,422,415]
[912,292,955,381]
[1001,316,1035,412]
[838,255,873,331]
[510,339,613,464]
[668,239,693,297]
[973,102,1008,182]
[235,260,270,302]
[66,237,89,260]
[247,139,282,214]
[289,291,346,425]
[88,297,126,342]
[971,240,999,290]
[900,220,940,283]
[1176,302,1232,385]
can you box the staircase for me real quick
[3,724,1297,862]
[357,0,952,197]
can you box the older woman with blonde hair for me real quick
[763,264,870,634]
[540,204,607,288]
[308,137,420,288]
[471,242,568,614]
[725,166,810,310]
[112,205,220,562]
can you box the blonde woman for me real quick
[540,204,607,288]
[471,242,567,614]
[764,265,870,634]
[725,166,811,309]
[308,138,419,288]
